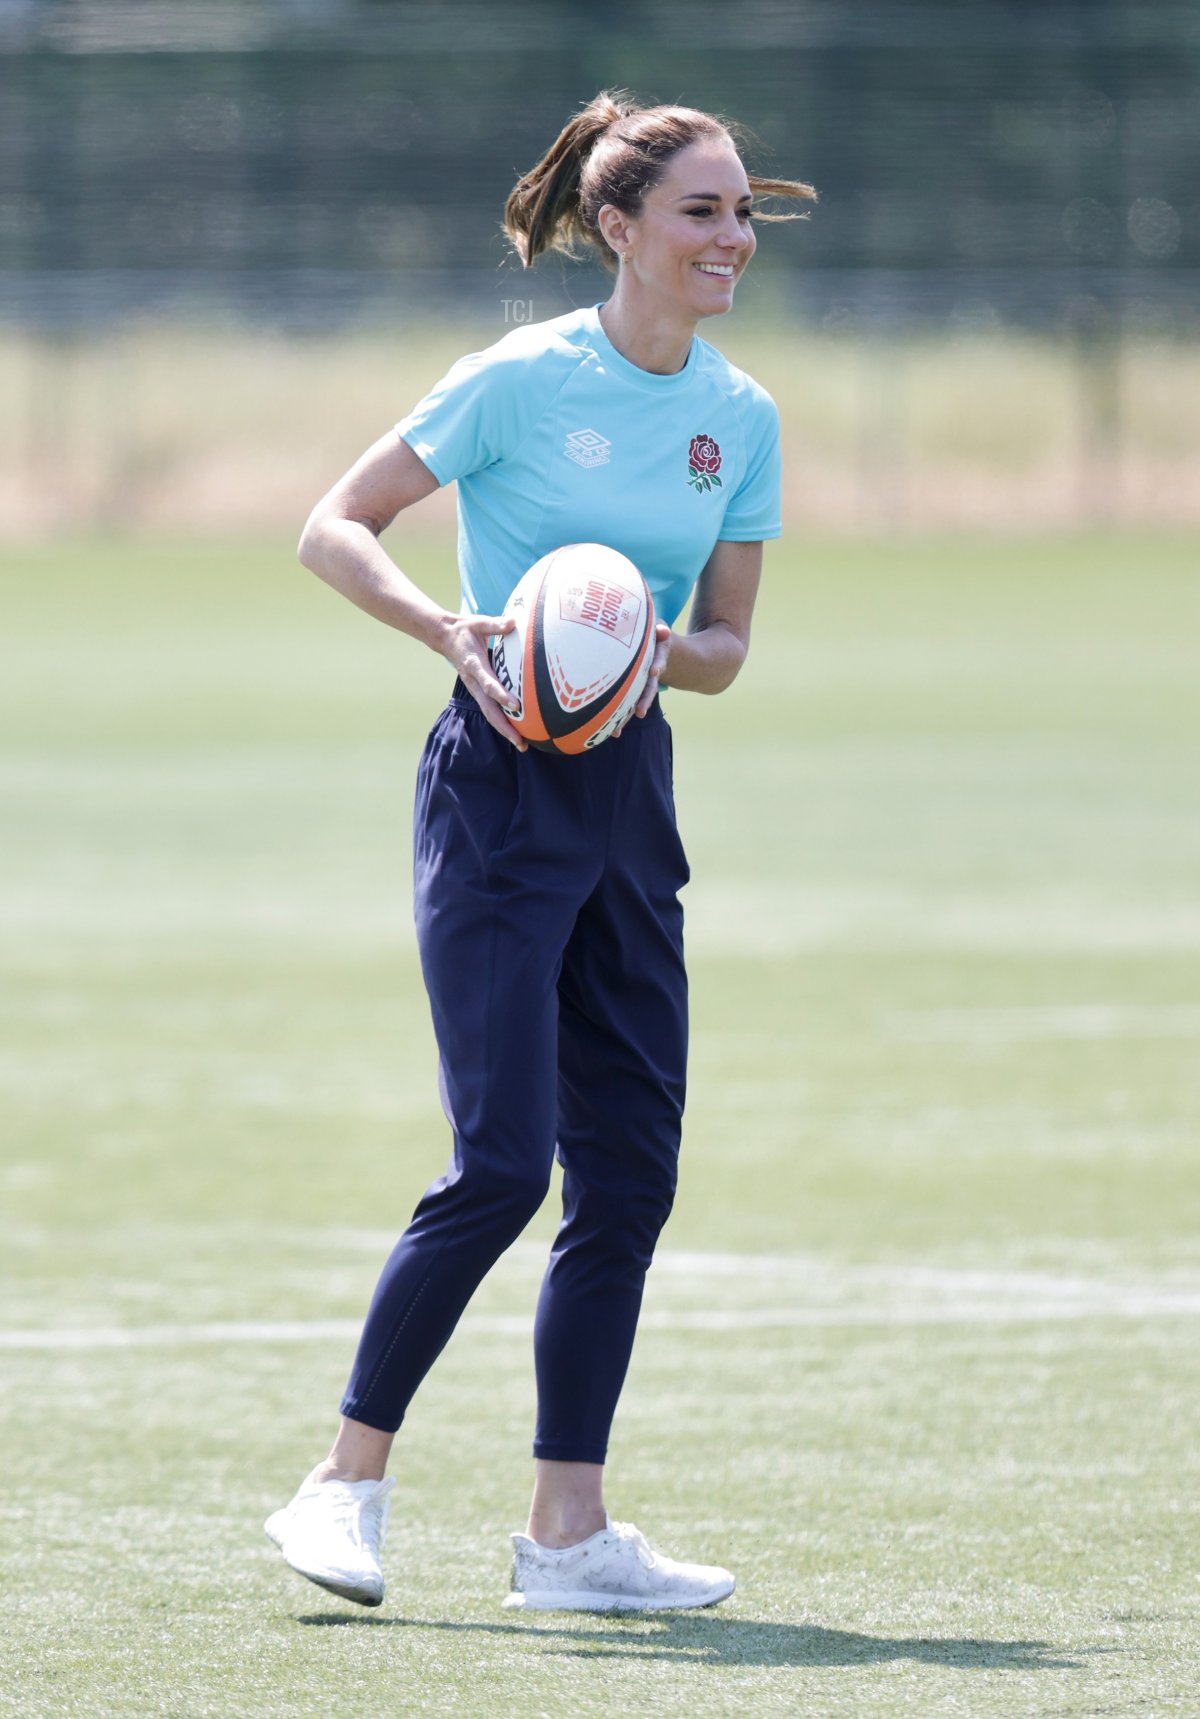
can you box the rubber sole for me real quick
[502,1577,735,1613]
[264,1511,384,1608]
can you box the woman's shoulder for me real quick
[462,306,597,377]
[421,310,595,428]
[692,335,779,424]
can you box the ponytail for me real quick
[504,92,817,271]
[504,91,637,268]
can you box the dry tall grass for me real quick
[3,320,1197,535]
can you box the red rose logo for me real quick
[687,434,723,492]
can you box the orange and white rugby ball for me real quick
[493,544,656,755]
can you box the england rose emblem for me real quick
[687,434,723,492]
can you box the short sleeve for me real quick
[395,344,538,487]
[719,393,782,542]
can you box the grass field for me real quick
[3,528,1199,1717]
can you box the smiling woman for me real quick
[506,92,814,373]
[505,89,816,270]
[265,88,815,1620]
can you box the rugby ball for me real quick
[493,544,656,755]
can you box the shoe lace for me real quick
[324,1478,393,1550]
[610,1519,656,1570]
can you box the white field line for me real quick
[885,1004,1200,1043]
[300,1235,1200,1296]
[0,1320,366,1351]
[4,1255,1200,1350]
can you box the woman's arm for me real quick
[298,432,527,749]
[634,539,763,716]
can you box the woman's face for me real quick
[614,137,757,319]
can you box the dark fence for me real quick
[2,0,1198,331]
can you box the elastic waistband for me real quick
[447,677,662,727]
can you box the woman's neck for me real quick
[598,292,695,376]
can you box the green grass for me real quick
[2,529,1199,1717]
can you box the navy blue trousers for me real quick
[339,684,689,1463]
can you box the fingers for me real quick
[467,612,513,637]
[634,624,672,720]
[465,664,527,750]
[449,614,525,741]
[458,654,527,750]
[465,655,518,717]
[478,696,528,751]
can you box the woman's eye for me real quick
[685,207,713,218]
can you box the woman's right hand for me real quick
[441,612,528,752]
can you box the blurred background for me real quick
[2,0,1198,533]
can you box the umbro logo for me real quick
[563,427,611,469]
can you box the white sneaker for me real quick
[264,1470,395,1607]
[503,1516,735,1613]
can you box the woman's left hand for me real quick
[614,538,763,738]
[630,623,672,723]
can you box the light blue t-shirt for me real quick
[396,304,781,628]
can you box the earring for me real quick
[621,251,632,264]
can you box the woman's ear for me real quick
[596,203,634,263]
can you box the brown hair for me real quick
[504,90,817,270]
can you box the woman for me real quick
[265,91,814,1614]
